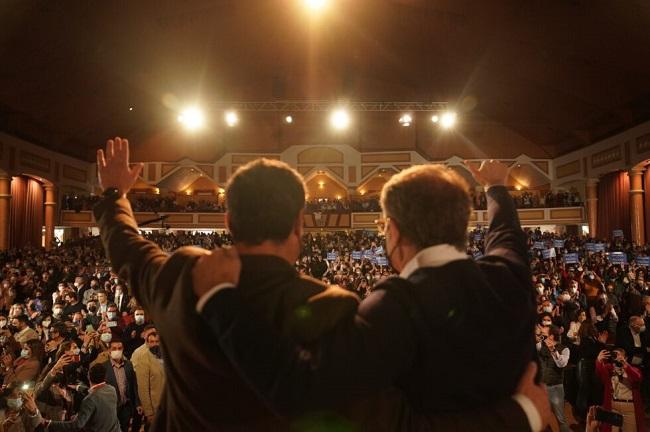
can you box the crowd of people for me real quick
[1,220,648,430]
[63,190,581,214]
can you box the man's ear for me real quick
[224,212,232,235]
[387,217,400,246]
[294,209,305,239]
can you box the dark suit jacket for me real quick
[113,293,130,314]
[616,326,649,365]
[48,383,121,432]
[103,359,140,410]
[201,185,536,431]
[93,198,359,431]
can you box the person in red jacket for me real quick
[596,348,645,432]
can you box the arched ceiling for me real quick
[0,0,649,162]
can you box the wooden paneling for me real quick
[297,147,344,164]
[361,153,410,163]
[197,164,214,179]
[531,161,549,174]
[147,164,157,181]
[555,160,581,178]
[517,210,546,220]
[62,164,87,183]
[591,145,622,168]
[19,150,51,173]
[327,166,344,179]
[297,166,313,176]
[348,166,357,183]
[637,133,650,154]
[197,214,225,225]
[161,164,178,177]
[550,208,583,220]
[361,165,378,178]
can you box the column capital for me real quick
[629,167,646,175]
[43,184,56,192]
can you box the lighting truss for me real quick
[209,101,448,112]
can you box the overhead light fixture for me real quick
[330,108,350,130]
[431,115,439,123]
[285,115,293,124]
[178,107,206,131]
[399,114,412,127]
[304,0,327,13]
[225,111,239,127]
[440,111,457,129]
[318,181,325,189]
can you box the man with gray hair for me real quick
[197,160,549,430]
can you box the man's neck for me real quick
[235,241,295,265]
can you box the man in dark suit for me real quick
[95,139,548,430]
[35,363,121,431]
[113,284,130,314]
[197,160,546,430]
[103,339,142,431]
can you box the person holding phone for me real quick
[596,348,645,432]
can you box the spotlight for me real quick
[225,111,239,127]
[178,107,205,131]
[440,112,457,129]
[330,108,350,130]
[304,0,327,12]
[285,115,293,124]
[431,115,439,123]
[399,114,412,127]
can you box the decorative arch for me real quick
[297,147,344,165]
[303,170,349,200]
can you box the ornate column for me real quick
[629,168,645,245]
[0,175,10,250]
[586,178,599,237]
[44,184,57,250]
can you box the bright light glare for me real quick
[440,112,457,129]
[304,0,327,12]
[285,115,293,124]
[330,108,350,130]
[399,114,412,127]
[431,115,439,123]
[225,111,239,127]
[177,107,205,131]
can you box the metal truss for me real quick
[210,101,448,112]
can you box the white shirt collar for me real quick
[399,243,469,279]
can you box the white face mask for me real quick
[134,315,145,325]
[6,398,22,410]
[100,333,112,344]
[107,312,117,320]
[536,286,544,295]
[73,282,80,288]
[110,350,123,361]
[53,308,62,317]
[72,348,81,356]
[543,306,553,313]
[20,349,29,358]
[41,320,51,328]
[0,320,6,328]
[542,320,552,327]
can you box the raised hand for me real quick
[96,137,144,197]
[464,159,510,189]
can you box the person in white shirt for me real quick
[568,310,588,346]
[537,325,572,432]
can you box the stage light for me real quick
[440,112,457,129]
[304,0,327,12]
[178,107,205,131]
[431,115,439,123]
[330,108,350,130]
[225,111,239,127]
[515,185,522,191]
[399,114,412,127]
[336,195,342,200]
[318,181,325,189]
[129,107,134,111]
[285,115,293,124]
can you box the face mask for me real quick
[640,326,647,333]
[540,277,545,283]
[543,306,553,313]
[73,282,80,288]
[107,312,116,320]
[88,306,97,313]
[149,345,161,358]
[6,398,22,410]
[100,333,112,344]
[624,277,629,284]
[135,315,145,325]
[560,294,571,302]
[536,286,544,295]
[110,350,123,361]
[571,287,578,294]
[589,274,595,280]
[72,348,80,356]
[0,320,6,328]
[542,320,552,327]
[41,320,51,328]
[20,349,30,358]
[53,308,62,317]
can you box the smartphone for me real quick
[595,407,624,427]
[20,381,35,397]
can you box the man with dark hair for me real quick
[103,339,142,432]
[29,363,121,431]
[537,325,571,432]
[10,314,38,344]
[197,160,546,430]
